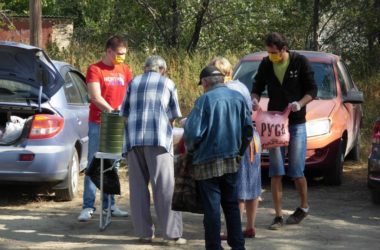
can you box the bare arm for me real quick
[170,119,175,127]
[251,93,260,111]
[87,82,114,112]
[252,93,260,102]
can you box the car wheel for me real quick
[346,134,360,161]
[371,189,380,204]
[324,138,345,185]
[55,149,79,201]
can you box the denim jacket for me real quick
[184,83,253,165]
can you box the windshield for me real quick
[233,60,336,99]
[0,79,41,102]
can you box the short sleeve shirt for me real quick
[86,61,133,124]
[120,71,182,155]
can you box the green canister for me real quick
[99,111,125,154]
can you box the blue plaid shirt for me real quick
[120,71,182,155]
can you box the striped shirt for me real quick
[120,71,182,155]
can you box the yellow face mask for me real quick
[113,54,125,65]
[268,53,282,63]
[224,76,232,82]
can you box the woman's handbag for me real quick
[255,106,291,149]
[172,154,204,214]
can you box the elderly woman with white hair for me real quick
[120,55,186,245]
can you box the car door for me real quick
[338,61,362,150]
[61,66,89,169]
[336,61,357,152]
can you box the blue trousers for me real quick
[198,172,245,250]
[82,122,115,210]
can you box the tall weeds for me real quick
[47,42,380,160]
[49,43,240,116]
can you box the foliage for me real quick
[2,0,380,157]
[2,0,379,70]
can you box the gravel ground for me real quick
[0,161,379,250]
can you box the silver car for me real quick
[0,41,89,201]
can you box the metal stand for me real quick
[94,152,123,231]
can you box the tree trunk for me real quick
[29,0,42,48]
[170,0,179,49]
[186,0,210,53]
[312,0,320,51]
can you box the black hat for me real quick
[198,65,224,85]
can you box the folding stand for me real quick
[94,152,123,231]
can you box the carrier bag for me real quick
[255,106,291,149]
[172,153,204,214]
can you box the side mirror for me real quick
[343,90,364,104]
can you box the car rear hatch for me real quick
[0,41,64,102]
[0,42,64,145]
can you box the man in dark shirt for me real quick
[252,32,317,230]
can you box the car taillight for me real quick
[373,121,380,144]
[28,114,64,139]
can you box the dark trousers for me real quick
[198,172,245,250]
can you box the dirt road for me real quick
[0,161,379,250]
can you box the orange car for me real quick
[233,51,364,185]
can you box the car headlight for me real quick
[306,119,331,137]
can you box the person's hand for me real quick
[290,101,301,112]
[252,98,260,111]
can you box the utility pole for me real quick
[29,0,42,47]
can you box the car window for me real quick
[63,73,83,104]
[233,61,261,93]
[233,60,336,99]
[337,61,355,90]
[0,79,39,102]
[68,71,89,104]
[336,64,348,96]
[310,63,336,99]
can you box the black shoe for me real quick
[268,216,284,230]
[286,207,308,225]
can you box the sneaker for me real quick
[139,236,155,243]
[103,205,129,217]
[164,237,187,245]
[286,207,308,225]
[268,216,284,230]
[77,208,94,222]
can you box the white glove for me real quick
[252,98,260,111]
[290,101,301,112]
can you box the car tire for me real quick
[346,134,360,162]
[371,189,380,204]
[55,149,79,201]
[324,138,345,185]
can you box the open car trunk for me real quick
[0,106,55,145]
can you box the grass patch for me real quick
[46,43,380,161]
